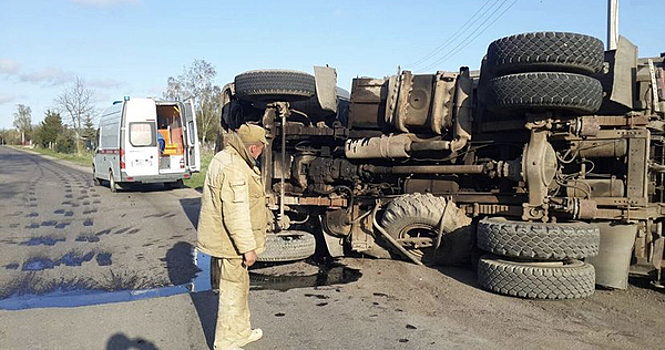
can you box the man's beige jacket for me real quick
[197,133,268,258]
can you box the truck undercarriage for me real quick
[219,32,665,299]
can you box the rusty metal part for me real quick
[282,196,347,207]
[384,70,457,134]
[564,198,598,219]
[322,208,352,237]
[570,139,627,158]
[409,141,451,152]
[565,178,625,198]
[404,178,459,195]
[291,153,315,189]
[570,116,600,136]
[522,129,557,221]
[371,204,424,266]
[345,134,411,159]
[450,67,472,152]
[363,164,485,175]
[430,71,458,134]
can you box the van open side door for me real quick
[182,99,201,172]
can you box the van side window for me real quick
[129,122,156,147]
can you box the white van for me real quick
[93,97,200,192]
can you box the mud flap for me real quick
[314,66,338,113]
[322,231,344,258]
[586,222,637,289]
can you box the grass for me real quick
[184,149,214,190]
[14,146,94,167]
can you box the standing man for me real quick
[197,123,269,350]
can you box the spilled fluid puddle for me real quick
[0,250,361,310]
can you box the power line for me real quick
[419,0,518,72]
[408,0,497,68]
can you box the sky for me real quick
[1,0,663,130]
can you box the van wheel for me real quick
[477,255,596,299]
[92,167,101,186]
[109,171,117,193]
[257,231,316,263]
[234,70,316,104]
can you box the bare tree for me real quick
[164,59,222,144]
[55,76,95,154]
[13,104,32,145]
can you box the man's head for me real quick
[237,124,268,160]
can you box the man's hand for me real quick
[243,250,257,267]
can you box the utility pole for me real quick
[607,0,619,50]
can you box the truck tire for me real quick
[483,72,603,114]
[257,231,316,263]
[234,70,316,104]
[477,255,595,299]
[477,217,600,260]
[381,193,471,264]
[486,32,604,75]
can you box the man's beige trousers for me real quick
[213,258,251,350]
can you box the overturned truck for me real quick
[219,32,665,299]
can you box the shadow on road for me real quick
[105,333,160,350]
[162,242,200,286]
[179,197,201,229]
[191,290,218,350]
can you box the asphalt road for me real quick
[1,146,664,350]
[0,146,201,300]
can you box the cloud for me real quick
[18,67,76,86]
[0,59,20,74]
[0,94,16,105]
[68,0,141,6]
[89,78,125,89]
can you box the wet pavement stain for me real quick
[4,263,19,270]
[95,229,112,236]
[26,212,39,217]
[41,220,58,227]
[83,218,93,226]
[249,263,362,292]
[64,211,74,217]
[19,236,66,246]
[83,208,98,214]
[54,209,65,214]
[96,253,112,266]
[75,235,100,243]
[275,313,286,317]
[25,223,40,229]
[55,222,71,229]
[59,251,95,267]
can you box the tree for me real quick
[164,59,222,144]
[13,104,32,145]
[55,76,95,154]
[82,114,96,150]
[37,110,63,149]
